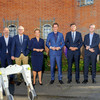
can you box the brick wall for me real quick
[0,0,99,40]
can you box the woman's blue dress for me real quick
[29,37,45,71]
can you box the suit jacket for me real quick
[11,34,30,57]
[84,33,99,55]
[65,31,83,55]
[0,36,12,58]
[46,32,65,56]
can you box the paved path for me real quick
[3,72,100,100]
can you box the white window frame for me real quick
[43,24,52,40]
[8,24,17,37]
[79,0,94,6]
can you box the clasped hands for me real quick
[86,46,95,52]
[50,47,61,51]
[69,47,78,51]
[33,48,44,52]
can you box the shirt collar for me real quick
[71,31,76,34]
[19,34,23,39]
[89,33,94,36]
[53,32,58,35]
[4,35,9,39]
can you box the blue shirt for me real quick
[89,33,94,46]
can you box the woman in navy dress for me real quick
[29,28,45,86]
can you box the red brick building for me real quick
[0,0,99,40]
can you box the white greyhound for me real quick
[0,64,36,100]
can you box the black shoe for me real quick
[16,82,22,86]
[50,80,54,84]
[59,80,64,84]
[39,83,43,85]
[82,80,88,84]
[92,79,96,83]
[67,80,72,84]
[38,81,43,85]
[76,80,80,84]
[33,84,36,87]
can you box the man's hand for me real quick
[55,47,61,51]
[11,56,15,60]
[74,47,78,50]
[89,48,95,52]
[86,46,90,50]
[69,47,78,51]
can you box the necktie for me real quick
[20,36,23,45]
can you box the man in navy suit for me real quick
[11,26,30,85]
[0,27,14,95]
[0,27,12,68]
[65,23,83,84]
[46,23,65,84]
[82,24,99,84]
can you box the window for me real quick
[43,24,52,40]
[3,18,19,37]
[78,0,94,6]
[39,18,55,40]
[8,25,17,37]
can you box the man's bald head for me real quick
[3,27,9,37]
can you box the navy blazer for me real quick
[11,34,30,57]
[65,31,83,54]
[0,36,12,58]
[46,32,65,56]
[84,33,99,55]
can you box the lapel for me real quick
[2,36,6,46]
[52,32,56,43]
[17,35,21,45]
[70,32,73,43]
[87,34,90,45]
[56,32,59,43]
[8,36,10,46]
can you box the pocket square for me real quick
[24,39,27,41]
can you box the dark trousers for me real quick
[84,52,97,80]
[1,54,12,68]
[67,52,80,80]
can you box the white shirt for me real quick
[4,36,9,53]
[71,31,76,42]
[89,33,94,46]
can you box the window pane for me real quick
[9,25,17,37]
[43,24,52,39]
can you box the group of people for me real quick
[0,23,99,89]
[46,23,99,84]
